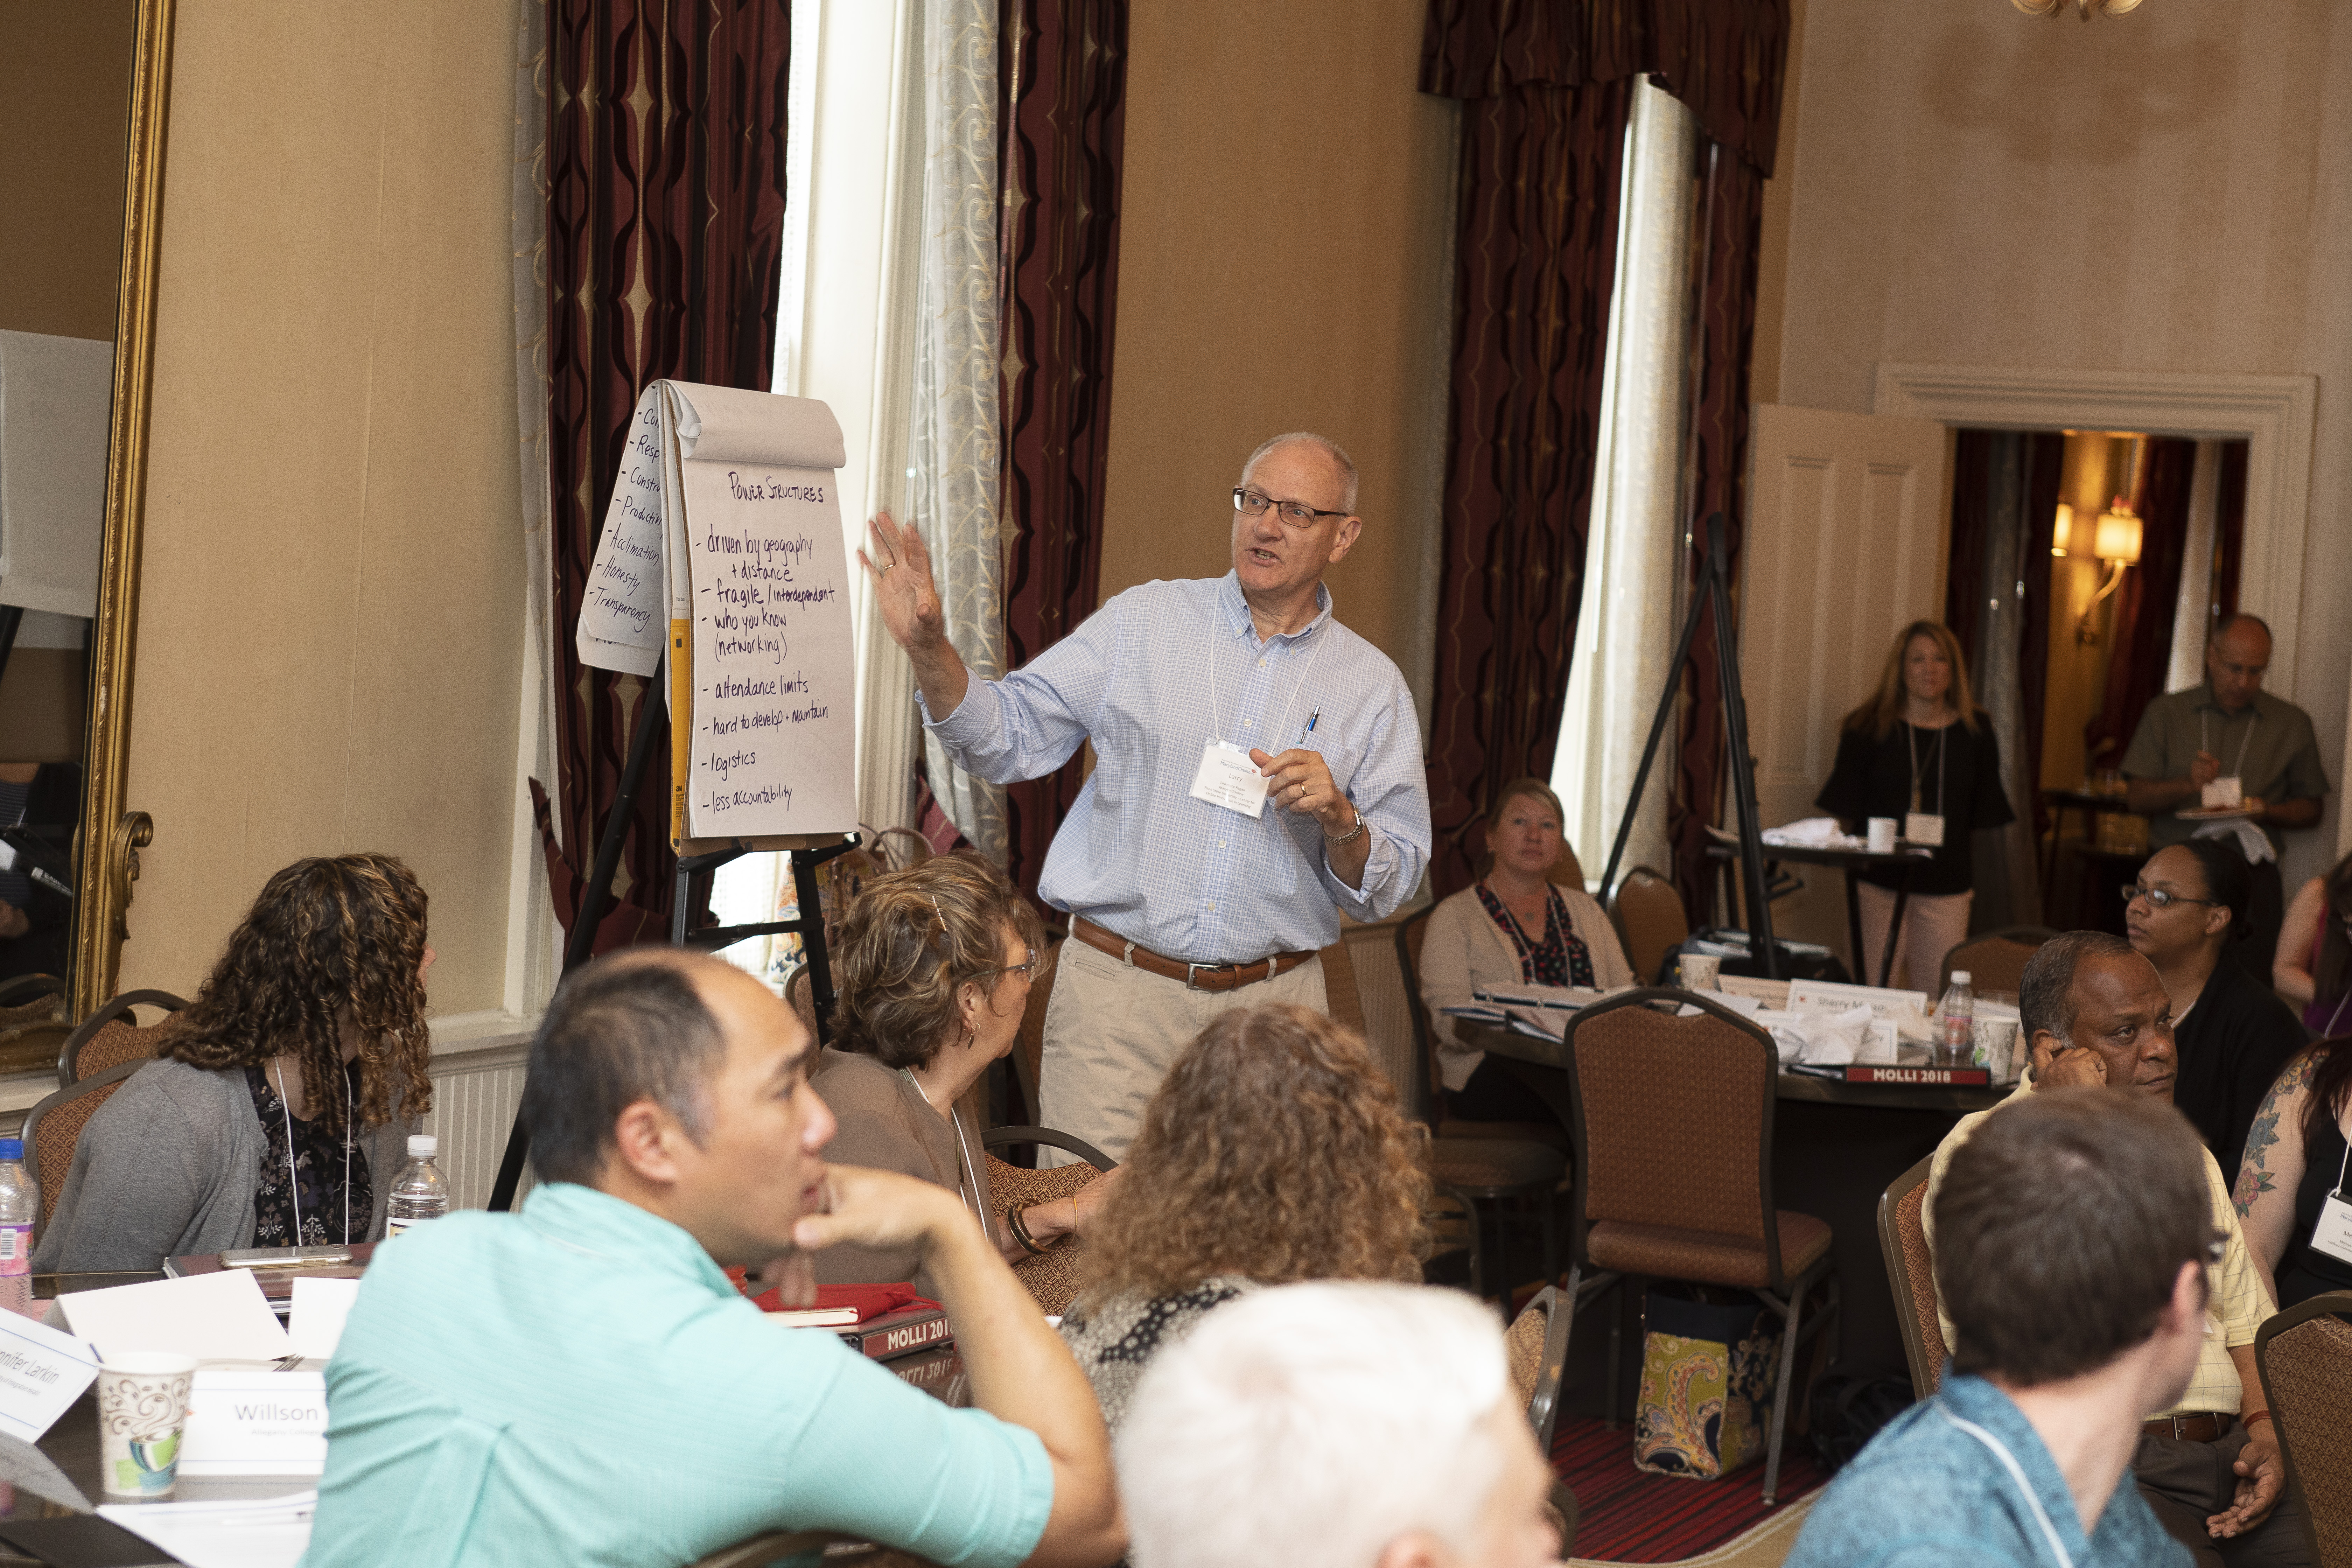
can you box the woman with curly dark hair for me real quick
[1058,1002,1429,1435]
[35,853,435,1272]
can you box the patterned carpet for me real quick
[1553,1415,1828,1563]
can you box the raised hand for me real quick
[858,511,947,654]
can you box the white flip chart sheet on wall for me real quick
[0,331,112,618]
[574,379,857,840]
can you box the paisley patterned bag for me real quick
[1632,1290,1782,1479]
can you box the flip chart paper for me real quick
[575,384,668,677]
[0,331,112,618]
[54,1271,292,1364]
[0,1311,98,1443]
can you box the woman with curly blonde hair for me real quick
[1058,1002,1429,1434]
[36,854,435,1272]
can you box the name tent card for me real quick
[0,1311,99,1443]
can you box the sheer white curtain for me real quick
[910,0,1008,861]
[1550,80,1697,887]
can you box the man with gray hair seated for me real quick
[861,432,1433,1160]
[1116,1281,1563,1568]
[1919,931,2305,1567]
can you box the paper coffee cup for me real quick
[98,1352,195,1498]
[1972,1017,2018,1082]
[1866,818,1897,854]
[1679,953,1722,991]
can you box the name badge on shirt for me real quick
[1190,741,1270,819]
[2311,1190,2352,1267]
[2203,776,2245,809]
[1904,812,1945,847]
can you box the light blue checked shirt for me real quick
[926,572,1430,962]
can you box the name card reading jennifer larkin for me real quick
[680,458,857,835]
[0,1311,98,1443]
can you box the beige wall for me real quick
[1101,0,1456,694]
[1772,0,2352,891]
[120,0,527,1010]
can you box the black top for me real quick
[244,1060,374,1248]
[1815,716,2015,896]
[1472,884,1595,989]
[2173,955,2308,1183]
[2278,1107,2352,1307]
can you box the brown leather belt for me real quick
[1072,917,1316,993]
[2142,1413,2231,1442]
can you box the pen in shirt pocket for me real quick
[1300,709,1321,743]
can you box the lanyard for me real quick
[1906,722,1947,816]
[904,1069,982,1225]
[1206,601,1328,749]
[1935,1406,2075,1568]
[275,1059,354,1247]
[2199,708,2258,780]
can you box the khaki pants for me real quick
[1855,883,1973,997]
[1036,938,1328,1163]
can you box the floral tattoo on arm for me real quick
[2234,1053,2317,1218]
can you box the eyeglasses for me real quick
[1233,488,1348,530]
[2121,884,2221,911]
[989,946,1040,983]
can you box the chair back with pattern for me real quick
[1877,1154,1947,1398]
[57,989,189,1088]
[24,1060,144,1234]
[1937,926,2057,997]
[984,1126,1114,1317]
[1560,990,1783,1282]
[2256,1290,2352,1568]
[1506,1284,1572,1454]
[1609,867,1688,985]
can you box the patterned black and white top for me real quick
[1056,1273,1260,1436]
[243,1061,374,1249]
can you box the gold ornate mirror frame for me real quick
[67,0,173,1018]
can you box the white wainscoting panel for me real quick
[1343,915,1429,1124]
[422,1040,535,1211]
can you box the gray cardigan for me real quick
[32,1057,417,1273]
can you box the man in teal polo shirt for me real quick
[300,949,1124,1568]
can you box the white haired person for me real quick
[1117,1282,1562,1568]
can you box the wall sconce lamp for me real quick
[2051,502,2074,556]
[2076,499,2143,644]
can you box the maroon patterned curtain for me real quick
[1419,0,1789,900]
[538,0,793,951]
[996,0,1129,903]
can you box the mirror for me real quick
[0,1,170,1055]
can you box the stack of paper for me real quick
[97,1491,315,1568]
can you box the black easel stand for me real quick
[485,649,856,1213]
[1596,512,1786,980]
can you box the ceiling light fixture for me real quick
[2012,0,2145,16]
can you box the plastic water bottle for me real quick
[384,1135,449,1239]
[0,1139,35,1317]
[1936,970,1975,1068]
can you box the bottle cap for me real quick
[1950,971,1971,986]
[0,1139,20,1162]
[407,1134,438,1158]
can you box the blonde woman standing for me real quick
[1817,622,2015,995]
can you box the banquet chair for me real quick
[2254,1290,2352,1568]
[57,988,188,1086]
[1397,909,1565,1147]
[1607,867,1688,986]
[685,1530,843,1568]
[1936,926,2057,997]
[1877,1154,1947,1398]
[1557,990,1839,1504]
[23,1059,144,1235]
[1334,929,1563,1304]
[983,1124,1114,1317]
[1504,1286,1581,1554]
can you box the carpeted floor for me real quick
[1552,1415,1828,1564]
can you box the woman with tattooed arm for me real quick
[2234,1040,2352,1308]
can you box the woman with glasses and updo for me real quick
[811,853,1115,1297]
[36,853,435,1273]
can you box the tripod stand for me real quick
[1596,512,1785,979]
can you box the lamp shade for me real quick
[2051,502,2073,557]
[2093,508,2142,563]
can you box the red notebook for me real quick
[750,1280,952,1362]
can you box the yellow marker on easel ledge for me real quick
[670,618,692,846]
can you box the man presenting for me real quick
[864,433,1431,1157]
[2123,615,2330,972]
[1921,932,2306,1568]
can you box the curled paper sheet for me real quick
[1759,1003,1876,1066]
